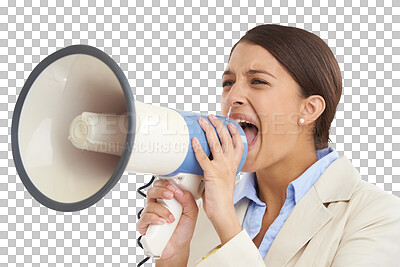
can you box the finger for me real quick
[192,137,211,170]
[153,179,184,197]
[228,122,245,166]
[198,117,223,159]
[208,114,233,155]
[152,179,174,189]
[146,186,175,203]
[137,213,168,236]
[142,202,175,224]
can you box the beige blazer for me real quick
[187,155,400,267]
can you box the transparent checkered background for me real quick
[1,0,399,266]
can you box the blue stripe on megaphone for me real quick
[163,109,247,177]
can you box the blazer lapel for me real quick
[313,155,360,204]
[263,155,361,266]
[263,187,332,266]
[235,197,250,225]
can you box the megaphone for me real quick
[11,45,248,259]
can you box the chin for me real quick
[240,143,260,173]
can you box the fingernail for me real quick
[193,137,199,145]
[199,117,206,124]
[211,114,216,120]
[163,191,173,199]
[167,184,175,192]
[158,218,167,224]
[229,123,236,130]
[169,214,175,223]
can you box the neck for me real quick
[255,142,318,217]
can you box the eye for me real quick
[252,79,269,85]
[222,80,235,87]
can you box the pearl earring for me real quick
[299,118,305,124]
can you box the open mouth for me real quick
[236,119,259,149]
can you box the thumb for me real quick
[172,187,198,219]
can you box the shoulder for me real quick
[350,179,400,213]
[342,179,400,235]
[316,155,400,221]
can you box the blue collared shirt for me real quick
[233,147,339,259]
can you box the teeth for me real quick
[235,119,253,125]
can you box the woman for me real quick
[137,24,400,266]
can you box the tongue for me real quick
[243,124,258,145]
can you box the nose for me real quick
[226,83,246,107]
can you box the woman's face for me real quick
[221,41,307,172]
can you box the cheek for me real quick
[220,95,230,116]
[259,95,300,136]
[257,108,300,164]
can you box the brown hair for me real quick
[230,24,342,150]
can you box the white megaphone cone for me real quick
[11,45,247,260]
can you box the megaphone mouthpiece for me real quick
[69,112,127,156]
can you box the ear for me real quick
[299,95,326,125]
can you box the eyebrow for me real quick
[222,69,277,79]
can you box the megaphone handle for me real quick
[140,197,183,259]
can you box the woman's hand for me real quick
[192,114,244,244]
[137,179,199,263]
